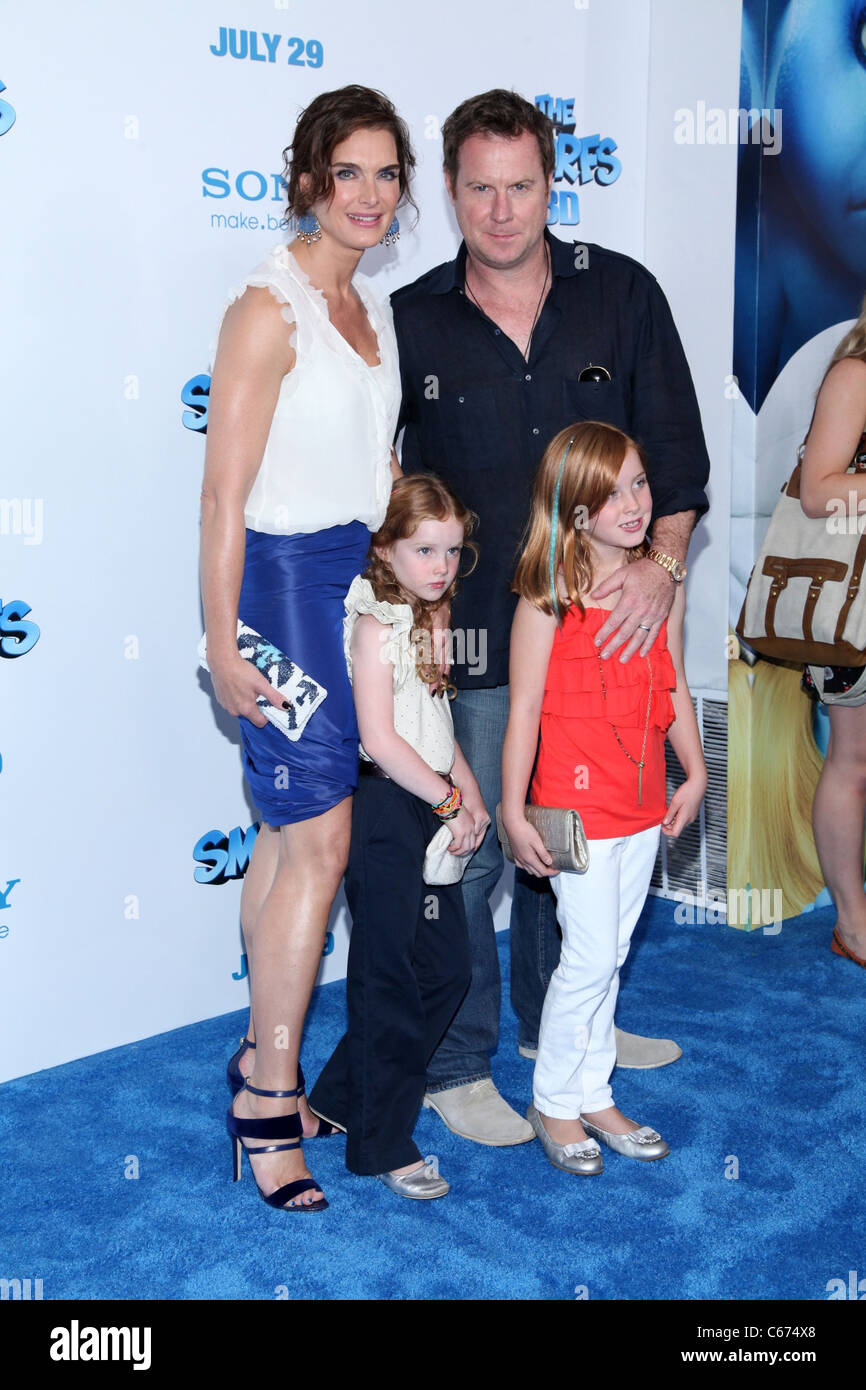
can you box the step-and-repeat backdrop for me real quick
[1,0,739,1080]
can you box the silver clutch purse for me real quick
[495,803,589,874]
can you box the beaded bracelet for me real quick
[432,784,462,821]
[431,773,454,808]
[432,784,459,814]
[434,793,462,822]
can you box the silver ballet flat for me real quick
[377,1164,450,1200]
[526,1103,603,1176]
[580,1117,670,1161]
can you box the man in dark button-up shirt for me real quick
[392,90,710,1148]
[396,232,710,689]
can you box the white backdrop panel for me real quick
[0,0,733,1080]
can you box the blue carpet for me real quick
[1,901,861,1301]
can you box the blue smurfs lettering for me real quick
[534,95,621,226]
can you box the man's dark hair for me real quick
[442,89,555,187]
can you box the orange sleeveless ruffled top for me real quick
[530,605,677,838]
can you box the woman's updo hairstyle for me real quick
[283,85,417,220]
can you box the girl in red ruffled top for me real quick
[501,422,706,1176]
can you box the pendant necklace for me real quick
[465,245,551,361]
[597,653,654,805]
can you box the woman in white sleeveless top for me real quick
[200,87,414,1212]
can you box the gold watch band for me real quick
[646,548,686,582]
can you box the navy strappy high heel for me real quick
[227,1079,328,1213]
[227,1037,340,1138]
[226,1035,256,1095]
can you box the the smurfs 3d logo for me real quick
[182,374,210,433]
[193,823,258,884]
[0,79,16,138]
[0,599,39,657]
[534,95,621,226]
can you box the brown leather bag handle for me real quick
[762,556,848,640]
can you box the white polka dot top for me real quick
[343,576,455,774]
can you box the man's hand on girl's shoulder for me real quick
[591,558,675,662]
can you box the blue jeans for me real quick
[510,864,562,1053]
[426,684,562,1090]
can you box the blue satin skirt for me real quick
[237,522,370,826]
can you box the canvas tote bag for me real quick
[736,443,866,667]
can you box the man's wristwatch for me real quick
[646,548,687,583]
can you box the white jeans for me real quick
[532,824,661,1118]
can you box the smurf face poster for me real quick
[729,0,866,920]
[734,0,866,412]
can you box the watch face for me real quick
[672,561,687,582]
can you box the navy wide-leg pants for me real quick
[309,775,471,1176]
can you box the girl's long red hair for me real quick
[365,473,477,693]
[513,421,648,618]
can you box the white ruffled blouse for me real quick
[343,576,455,773]
[212,245,400,535]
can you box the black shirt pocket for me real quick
[560,378,629,432]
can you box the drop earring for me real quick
[380,216,400,247]
[296,212,321,244]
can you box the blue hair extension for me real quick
[548,436,574,618]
